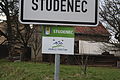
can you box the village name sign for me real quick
[19,0,98,26]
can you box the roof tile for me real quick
[75,23,110,36]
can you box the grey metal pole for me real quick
[54,54,60,80]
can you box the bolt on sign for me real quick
[19,0,98,26]
[42,26,74,54]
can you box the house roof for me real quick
[75,23,110,36]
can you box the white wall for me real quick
[79,40,104,55]
[79,40,120,55]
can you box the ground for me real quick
[0,59,120,80]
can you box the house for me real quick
[74,23,110,54]
[75,23,120,56]
[70,23,119,66]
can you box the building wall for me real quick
[78,40,108,55]
[0,22,7,44]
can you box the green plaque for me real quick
[43,26,74,38]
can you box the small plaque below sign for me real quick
[42,26,74,54]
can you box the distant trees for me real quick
[0,0,35,61]
[0,0,19,40]
[0,0,18,58]
[100,0,120,49]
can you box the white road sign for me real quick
[19,0,98,26]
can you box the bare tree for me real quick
[0,0,19,58]
[80,55,89,76]
[30,26,42,62]
[99,0,120,48]
[14,21,35,61]
[0,0,35,61]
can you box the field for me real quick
[0,59,120,80]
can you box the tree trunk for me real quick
[21,46,31,61]
[6,16,13,59]
[81,55,88,76]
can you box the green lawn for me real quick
[0,59,120,80]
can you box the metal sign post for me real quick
[54,54,60,80]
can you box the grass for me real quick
[0,59,120,80]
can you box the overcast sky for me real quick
[0,13,6,22]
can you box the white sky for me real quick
[0,12,6,22]
[0,16,6,22]
[0,16,6,20]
